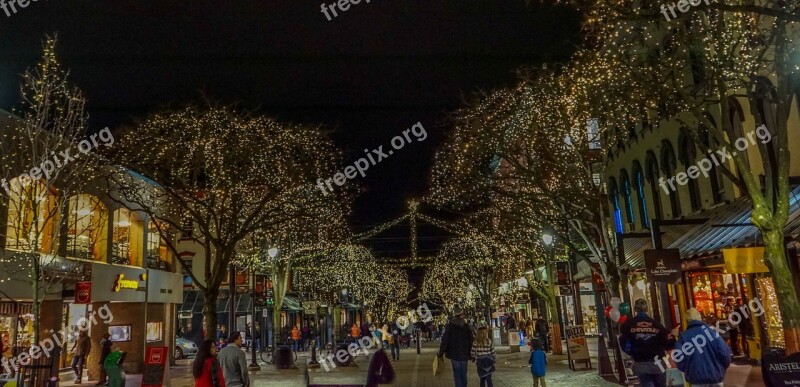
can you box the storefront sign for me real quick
[565,325,590,361]
[723,247,769,273]
[142,346,168,387]
[762,350,800,386]
[644,249,682,284]
[75,281,92,304]
[111,273,144,292]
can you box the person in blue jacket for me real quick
[528,338,547,386]
[673,308,731,386]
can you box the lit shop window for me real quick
[66,194,107,261]
[147,220,173,270]
[5,178,57,253]
[111,208,143,266]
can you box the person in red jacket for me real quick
[193,340,226,387]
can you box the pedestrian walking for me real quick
[217,325,229,343]
[619,299,678,387]
[390,322,401,361]
[438,307,474,387]
[253,323,262,352]
[217,331,250,387]
[193,340,226,387]
[70,330,91,384]
[528,338,547,387]
[674,308,732,387]
[535,316,549,352]
[301,324,311,351]
[351,323,361,341]
[291,325,301,351]
[96,333,112,386]
[470,324,496,387]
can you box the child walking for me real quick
[528,338,547,387]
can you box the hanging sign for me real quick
[75,281,92,304]
[644,249,682,284]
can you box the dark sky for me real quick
[0,1,580,268]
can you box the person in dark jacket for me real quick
[535,317,550,352]
[438,307,474,387]
[619,299,677,387]
[673,308,731,386]
[96,333,113,386]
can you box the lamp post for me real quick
[542,233,563,355]
[249,245,278,369]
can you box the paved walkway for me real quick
[60,339,767,386]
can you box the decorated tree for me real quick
[0,36,99,346]
[109,105,343,340]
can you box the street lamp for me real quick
[249,245,279,369]
[542,233,554,246]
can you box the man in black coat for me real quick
[438,307,474,387]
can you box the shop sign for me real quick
[75,281,92,304]
[762,350,800,386]
[558,285,572,296]
[723,247,769,273]
[644,249,682,284]
[565,325,590,361]
[111,273,145,292]
[142,346,168,387]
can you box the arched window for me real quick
[661,140,682,218]
[726,96,749,169]
[111,208,144,266]
[620,169,635,227]
[67,194,108,261]
[632,161,650,229]
[608,178,623,233]
[752,77,779,181]
[5,177,57,253]
[645,151,663,221]
[678,132,702,211]
[699,115,724,203]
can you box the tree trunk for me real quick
[763,228,800,354]
[203,286,219,341]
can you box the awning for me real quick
[621,185,800,269]
[179,290,253,314]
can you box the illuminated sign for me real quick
[112,273,146,292]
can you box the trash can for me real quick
[333,342,353,366]
[275,345,294,369]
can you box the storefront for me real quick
[84,262,182,381]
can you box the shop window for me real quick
[111,208,144,266]
[66,194,108,261]
[5,178,57,253]
[147,219,173,271]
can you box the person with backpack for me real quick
[438,307,474,387]
[470,324,496,387]
[619,299,677,387]
[528,338,547,387]
[673,308,731,387]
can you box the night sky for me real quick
[0,1,580,272]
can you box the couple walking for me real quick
[438,307,496,387]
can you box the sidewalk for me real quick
[58,338,765,386]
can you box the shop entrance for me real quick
[59,303,90,369]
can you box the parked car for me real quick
[175,337,198,359]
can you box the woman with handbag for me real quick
[193,340,226,387]
[470,325,496,387]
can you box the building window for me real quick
[661,140,682,218]
[147,219,173,270]
[726,97,749,169]
[679,133,703,211]
[645,151,663,221]
[620,169,635,228]
[5,178,56,253]
[67,194,107,261]
[111,208,143,266]
[608,178,623,233]
[632,161,650,229]
[587,118,601,150]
